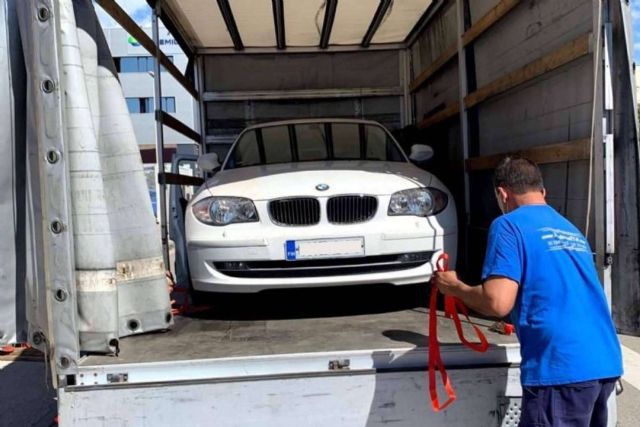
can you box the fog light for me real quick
[398,252,430,263]
[223,262,248,270]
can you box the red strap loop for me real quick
[428,252,488,412]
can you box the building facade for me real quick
[103,25,196,164]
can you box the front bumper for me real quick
[186,209,457,292]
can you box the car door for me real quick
[169,154,200,287]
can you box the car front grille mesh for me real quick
[327,196,378,224]
[268,195,378,226]
[269,198,321,226]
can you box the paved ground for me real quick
[0,358,56,426]
[2,334,639,426]
[617,334,640,427]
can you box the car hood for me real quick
[194,161,434,201]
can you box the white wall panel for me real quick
[166,0,232,48]
[284,0,324,46]
[330,0,377,45]
[230,0,276,47]
[372,0,432,44]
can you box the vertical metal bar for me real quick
[399,49,413,127]
[362,0,392,47]
[153,2,170,270]
[455,0,474,277]
[196,55,207,155]
[216,0,244,50]
[602,4,615,309]
[456,0,471,227]
[272,0,286,50]
[319,0,338,49]
[603,23,615,255]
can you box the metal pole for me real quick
[399,49,413,127]
[152,2,170,269]
[197,55,207,155]
[602,2,615,309]
[456,0,472,275]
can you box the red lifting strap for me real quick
[428,253,489,412]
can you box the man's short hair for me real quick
[493,157,544,195]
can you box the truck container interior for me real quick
[85,0,637,390]
[2,0,638,425]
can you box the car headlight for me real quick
[192,197,259,226]
[388,188,448,217]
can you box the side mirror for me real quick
[409,144,434,163]
[197,152,220,172]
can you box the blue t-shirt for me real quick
[482,205,623,386]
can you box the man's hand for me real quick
[432,270,462,297]
[432,271,519,318]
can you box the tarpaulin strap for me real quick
[444,295,489,352]
[166,271,212,316]
[0,345,15,355]
[428,264,456,411]
[0,343,31,355]
[428,253,489,412]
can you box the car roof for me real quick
[243,118,385,131]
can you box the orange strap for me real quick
[429,273,456,411]
[428,253,489,412]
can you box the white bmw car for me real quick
[186,119,457,293]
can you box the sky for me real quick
[97,0,640,62]
[633,1,640,63]
[94,0,152,28]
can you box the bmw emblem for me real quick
[316,183,330,191]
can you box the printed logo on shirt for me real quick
[538,227,589,253]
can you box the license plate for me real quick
[285,238,365,261]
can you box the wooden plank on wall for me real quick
[156,111,202,143]
[464,33,591,109]
[409,43,458,92]
[465,139,591,171]
[159,172,205,187]
[417,103,460,129]
[410,0,522,93]
[95,0,199,100]
[462,0,521,47]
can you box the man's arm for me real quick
[432,271,518,318]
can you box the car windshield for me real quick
[223,122,406,170]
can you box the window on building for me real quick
[125,97,176,114]
[161,97,176,113]
[114,56,173,73]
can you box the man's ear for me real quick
[541,188,547,197]
[496,186,508,201]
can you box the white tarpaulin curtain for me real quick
[64,0,172,353]
[9,0,173,353]
[0,0,23,346]
[165,0,432,48]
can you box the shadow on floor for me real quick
[0,348,56,427]
[187,282,431,321]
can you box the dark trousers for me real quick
[519,378,617,427]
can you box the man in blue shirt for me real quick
[433,157,622,427]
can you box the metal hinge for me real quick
[605,253,614,266]
[328,359,350,371]
[107,373,129,384]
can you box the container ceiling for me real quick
[163,0,433,50]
